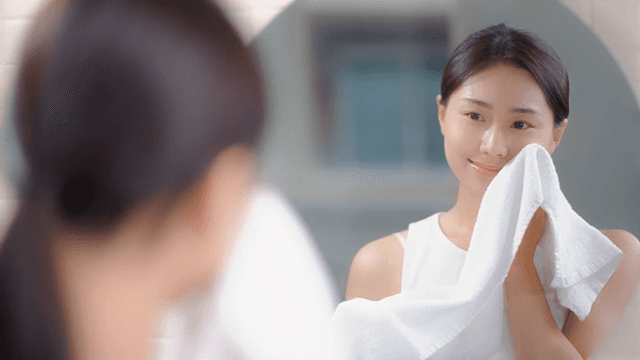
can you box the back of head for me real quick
[0,0,264,358]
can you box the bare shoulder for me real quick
[344,231,407,301]
[560,230,640,357]
[601,229,640,256]
[601,229,640,280]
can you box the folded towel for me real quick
[331,143,623,359]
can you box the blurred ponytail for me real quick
[0,0,71,357]
[0,195,69,359]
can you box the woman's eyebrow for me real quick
[462,98,538,115]
[511,107,538,115]
[461,97,492,108]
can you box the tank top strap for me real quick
[394,232,408,249]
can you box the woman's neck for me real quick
[440,184,485,250]
[53,229,161,360]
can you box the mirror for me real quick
[251,0,640,300]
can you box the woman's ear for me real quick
[436,94,446,135]
[550,118,568,153]
[187,145,256,235]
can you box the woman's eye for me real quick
[513,121,530,130]
[467,112,482,121]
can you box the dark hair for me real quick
[0,0,264,358]
[440,23,569,126]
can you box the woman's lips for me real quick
[469,160,502,177]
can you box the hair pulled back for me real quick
[441,23,569,126]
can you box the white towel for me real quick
[331,143,623,359]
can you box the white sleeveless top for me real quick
[395,213,569,359]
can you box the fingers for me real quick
[516,207,547,261]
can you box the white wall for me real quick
[562,0,640,99]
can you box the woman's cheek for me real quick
[443,120,462,146]
[451,120,478,153]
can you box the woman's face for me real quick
[437,63,567,197]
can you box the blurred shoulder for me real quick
[344,231,407,301]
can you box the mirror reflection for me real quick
[252,0,640,358]
[253,0,640,300]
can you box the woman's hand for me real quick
[513,207,546,264]
[505,207,583,359]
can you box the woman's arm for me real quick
[506,210,640,359]
[562,229,640,358]
[345,234,404,301]
[504,208,583,359]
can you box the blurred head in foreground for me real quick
[0,0,264,358]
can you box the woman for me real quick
[0,0,264,358]
[346,24,640,359]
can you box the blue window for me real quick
[313,17,449,169]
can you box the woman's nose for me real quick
[479,126,508,158]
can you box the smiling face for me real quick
[437,63,567,197]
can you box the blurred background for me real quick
[0,0,639,300]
